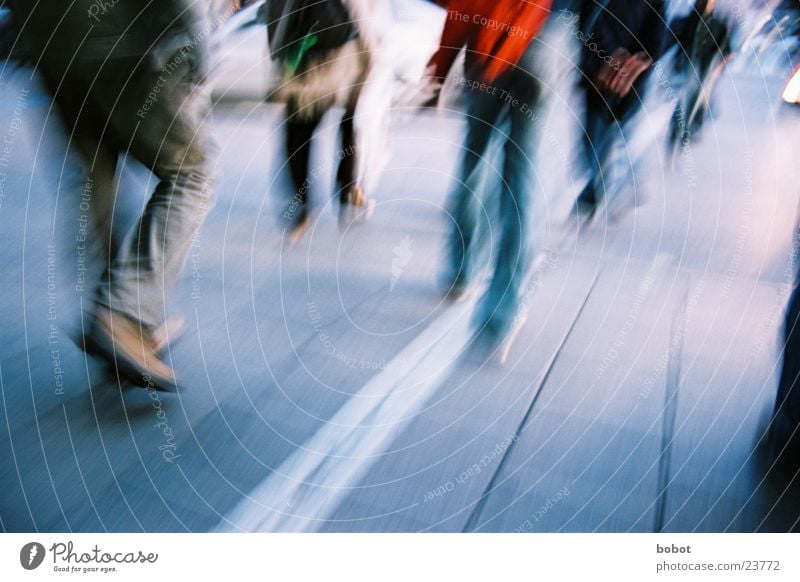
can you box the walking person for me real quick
[772,222,800,471]
[572,0,668,216]
[11,0,230,390]
[266,0,379,241]
[427,0,553,350]
[667,0,735,165]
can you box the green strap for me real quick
[286,33,319,75]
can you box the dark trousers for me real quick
[285,102,358,216]
[579,83,645,205]
[773,270,800,465]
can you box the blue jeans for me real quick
[578,79,646,207]
[447,46,545,338]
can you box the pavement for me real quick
[1,51,800,532]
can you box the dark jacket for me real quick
[578,0,668,80]
[10,0,215,76]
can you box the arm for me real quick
[427,3,473,81]
[344,0,381,55]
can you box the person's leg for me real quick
[337,105,358,203]
[73,134,121,258]
[93,50,215,337]
[479,65,544,338]
[580,83,645,212]
[446,90,505,295]
[45,74,122,260]
[578,86,615,209]
[285,101,323,224]
[773,273,800,464]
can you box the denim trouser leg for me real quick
[582,86,645,205]
[94,51,216,330]
[447,91,504,288]
[581,89,616,203]
[774,269,800,457]
[479,70,543,336]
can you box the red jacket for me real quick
[430,0,552,83]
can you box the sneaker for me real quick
[83,306,178,391]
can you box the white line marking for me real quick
[216,296,478,532]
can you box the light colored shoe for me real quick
[84,307,178,391]
[498,312,528,365]
[152,315,187,354]
[338,186,375,230]
[287,212,312,245]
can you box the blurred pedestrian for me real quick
[266,0,379,242]
[572,0,668,216]
[667,0,735,165]
[11,0,233,390]
[427,0,552,349]
[772,228,800,471]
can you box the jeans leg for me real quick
[774,274,800,458]
[480,70,543,336]
[447,91,504,289]
[93,50,216,330]
[580,88,615,205]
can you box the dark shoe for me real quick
[575,183,598,217]
[474,294,521,350]
[445,282,469,302]
[444,276,473,302]
[83,307,178,391]
[442,265,472,302]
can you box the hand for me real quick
[610,51,652,97]
[595,48,631,94]
[595,49,652,98]
[402,64,444,109]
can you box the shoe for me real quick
[338,186,375,230]
[152,315,187,354]
[282,200,311,245]
[287,212,312,245]
[444,276,473,302]
[474,297,526,362]
[83,307,178,391]
[498,312,528,365]
[575,198,597,218]
[575,183,598,218]
[445,283,469,302]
